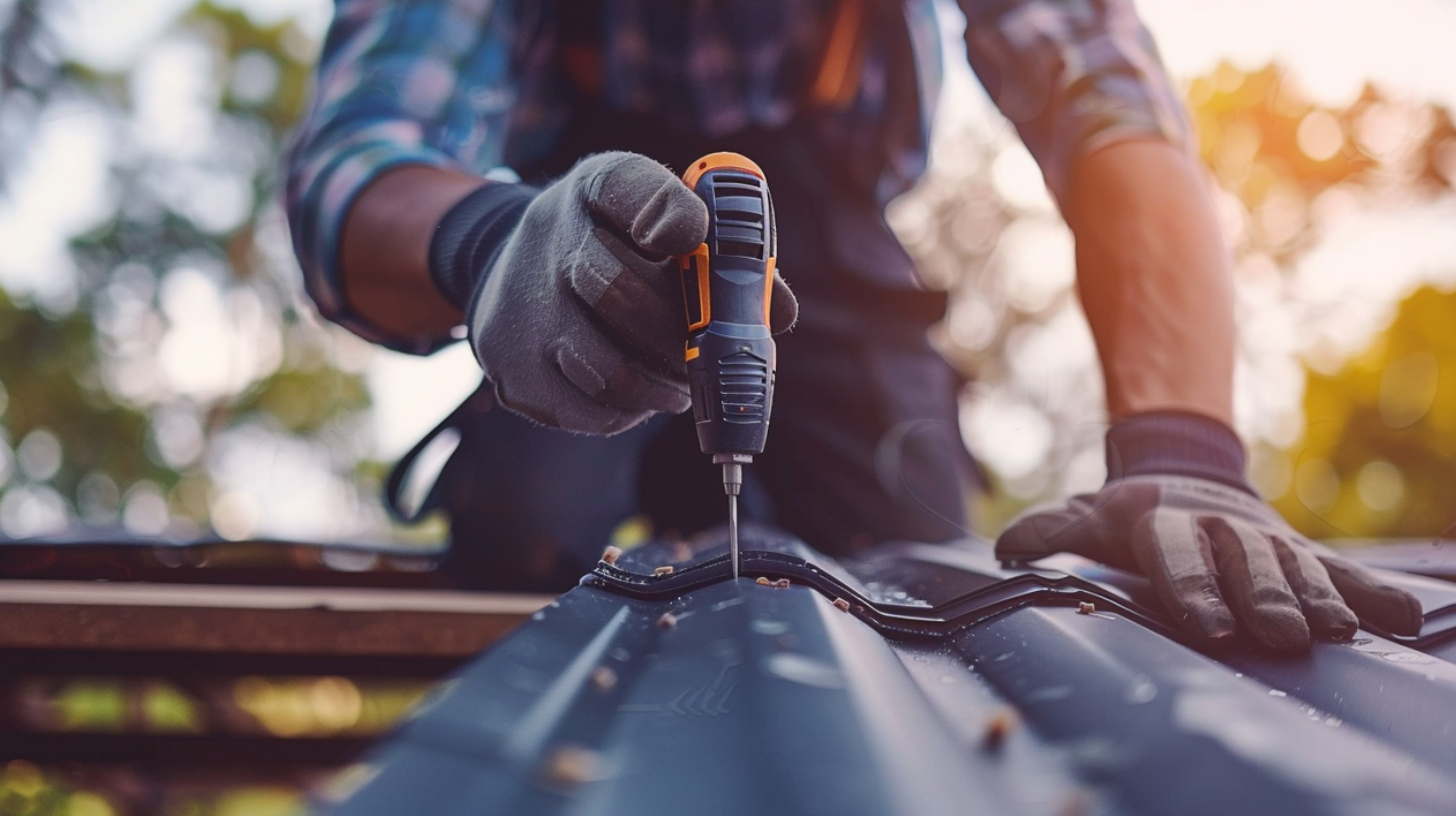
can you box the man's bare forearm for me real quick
[1066,139,1235,426]
[339,164,486,339]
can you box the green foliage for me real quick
[1189,62,1455,263]
[187,2,315,129]
[140,681,205,733]
[0,758,305,816]
[0,290,172,500]
[0,761,82,816]
[52,680,127,732]
[0,1,375,539]
[233,365,371,436]
[1186,63,1456,540]
[1274,285,1456,538]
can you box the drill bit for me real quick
[722,462,743,578]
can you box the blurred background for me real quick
[2,0,1455,546]
[1,0,1455,812]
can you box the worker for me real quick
[285,0,1422,650]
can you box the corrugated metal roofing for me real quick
[316,528,1456,816]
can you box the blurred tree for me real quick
[1188,64,1456,540]
[0,1,376,541]
[1273,285,1456,539]
[894,61,1456,535]
[4,0,1455,548]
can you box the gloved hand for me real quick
[429,151,798,434]
[995,413,1424,652]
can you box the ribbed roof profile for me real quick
[316,528,1456,816]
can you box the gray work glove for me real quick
[441,152,797,435]
[995,415,1424,652]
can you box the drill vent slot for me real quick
[718,352,769,424]
[717,240,761,259]
[711,174,766,260]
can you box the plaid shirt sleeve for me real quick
[958,0,1192,207]
[284,0,524,355]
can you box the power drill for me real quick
[678,153,778,579]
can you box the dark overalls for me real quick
[399,10,980,591]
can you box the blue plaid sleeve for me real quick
[284,0,522,354]
[958,0,1192,207]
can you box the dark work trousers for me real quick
[419,119,980,591]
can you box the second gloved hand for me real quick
[433,151,798,434]
[994,413,1423,652]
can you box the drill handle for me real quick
[680,154,777,332]
[678,153,778,457]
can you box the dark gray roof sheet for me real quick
[318,530,1456,816]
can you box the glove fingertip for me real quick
[584,153,707,257]
[1130,511,1239,643]
[1317,555,1426,637]
[1306,599,1359,641]
[642,188,709,257]
[1383,587,1425,637]
[1149,570,1237,645]
[1247,605,1312,653]
[1176,586,1240,644]
[769,274,799,334]
[993,516,1057,563]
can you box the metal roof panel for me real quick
[320,530,1456,816]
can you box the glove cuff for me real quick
[1106,411,1254,494]
[428,182,538,310]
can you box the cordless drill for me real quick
[678,153,778,578]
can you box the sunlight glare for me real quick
[1296,110,1344,161]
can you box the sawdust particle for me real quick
[982,708,1018,752]
[590,667,618,691]
[542,745,600,786]
[1058,789,1094,816]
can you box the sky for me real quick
[2,0,1455,534]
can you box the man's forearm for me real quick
[339,164,486,340]
[1066,139,1235,426]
